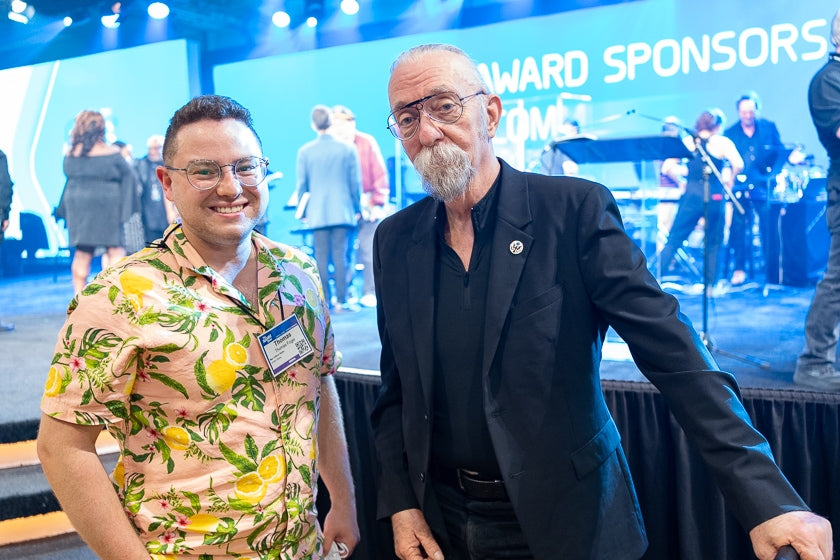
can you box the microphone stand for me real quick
[625,110,768,367]
[692,135,770,369]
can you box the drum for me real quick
[773,165,808,203]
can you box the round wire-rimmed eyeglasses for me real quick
[164,156,269,191]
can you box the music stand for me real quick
[561,135,694,259]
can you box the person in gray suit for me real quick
[295,105,362,312]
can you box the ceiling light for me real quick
[271,10,290,28]
[306,16,317,27]
[101,13,120,27]
[101,2,121,28]
[147,2,169,19]
[8,0,35,24]
[340,0,359,16]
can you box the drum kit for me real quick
[773,159,825,203]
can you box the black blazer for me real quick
[370,159,807,559]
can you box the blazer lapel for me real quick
[406,202,438,411]
[483,163,533,375]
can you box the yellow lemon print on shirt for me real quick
[112,457,125,485]
[224,342,248,368]
[162,426,190,450]
[234,472,267,505]
[44,365,64,397]
[257,453,286,484]
[185,513,220,533]
[205,359,237,394]
[119,269,154,309]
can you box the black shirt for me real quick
[809,52,840,194]
[431,175,502,477]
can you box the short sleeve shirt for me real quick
[41,224,336,559]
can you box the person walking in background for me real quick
[370,43,832,560]
[795,9,840,392]
[135,134,176,243]
[724,91,805,286]
[294,104,362,313]
[55,110,136,293]
[0,148,14,331]
[331,104,390,308]
[37,94,359,559]
[657,109,744,287]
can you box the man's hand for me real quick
[750,511,833,560]
[322,504,360,557]
[392,508,444,560]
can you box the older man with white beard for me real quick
[369,43,832,560]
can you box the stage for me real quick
[1,269,838,559]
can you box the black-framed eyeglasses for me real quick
[165,156,270,191]
[386,90,487,140]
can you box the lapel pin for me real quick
[509,240,524,255]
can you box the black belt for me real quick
[431,464,509,502]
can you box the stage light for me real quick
[271,10,290,28]
[63,16,72,26]
[101,13,120,27]
[306,15,317,27]
[8,0,35,24]
[101,2,121,28]
[147,2,169,19]
[340,0,359,16]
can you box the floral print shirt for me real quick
[41,225,336,559]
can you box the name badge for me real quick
[258,315,314,376]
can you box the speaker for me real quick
[781,196,830,286]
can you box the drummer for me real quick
[724,91,805,287]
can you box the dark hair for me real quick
[735,92,760,111]
[69,110,106,157]
[695,109,724,133]
[163,94,261,163]
[311,105,332,131]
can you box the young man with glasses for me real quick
[370,43,832,560]
[37,94,359,560]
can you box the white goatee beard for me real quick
[413,143,475,203]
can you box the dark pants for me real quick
[432,478,534,560]
[798,202,840,369]
[659,193,725,285]
[312,226,352,306]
